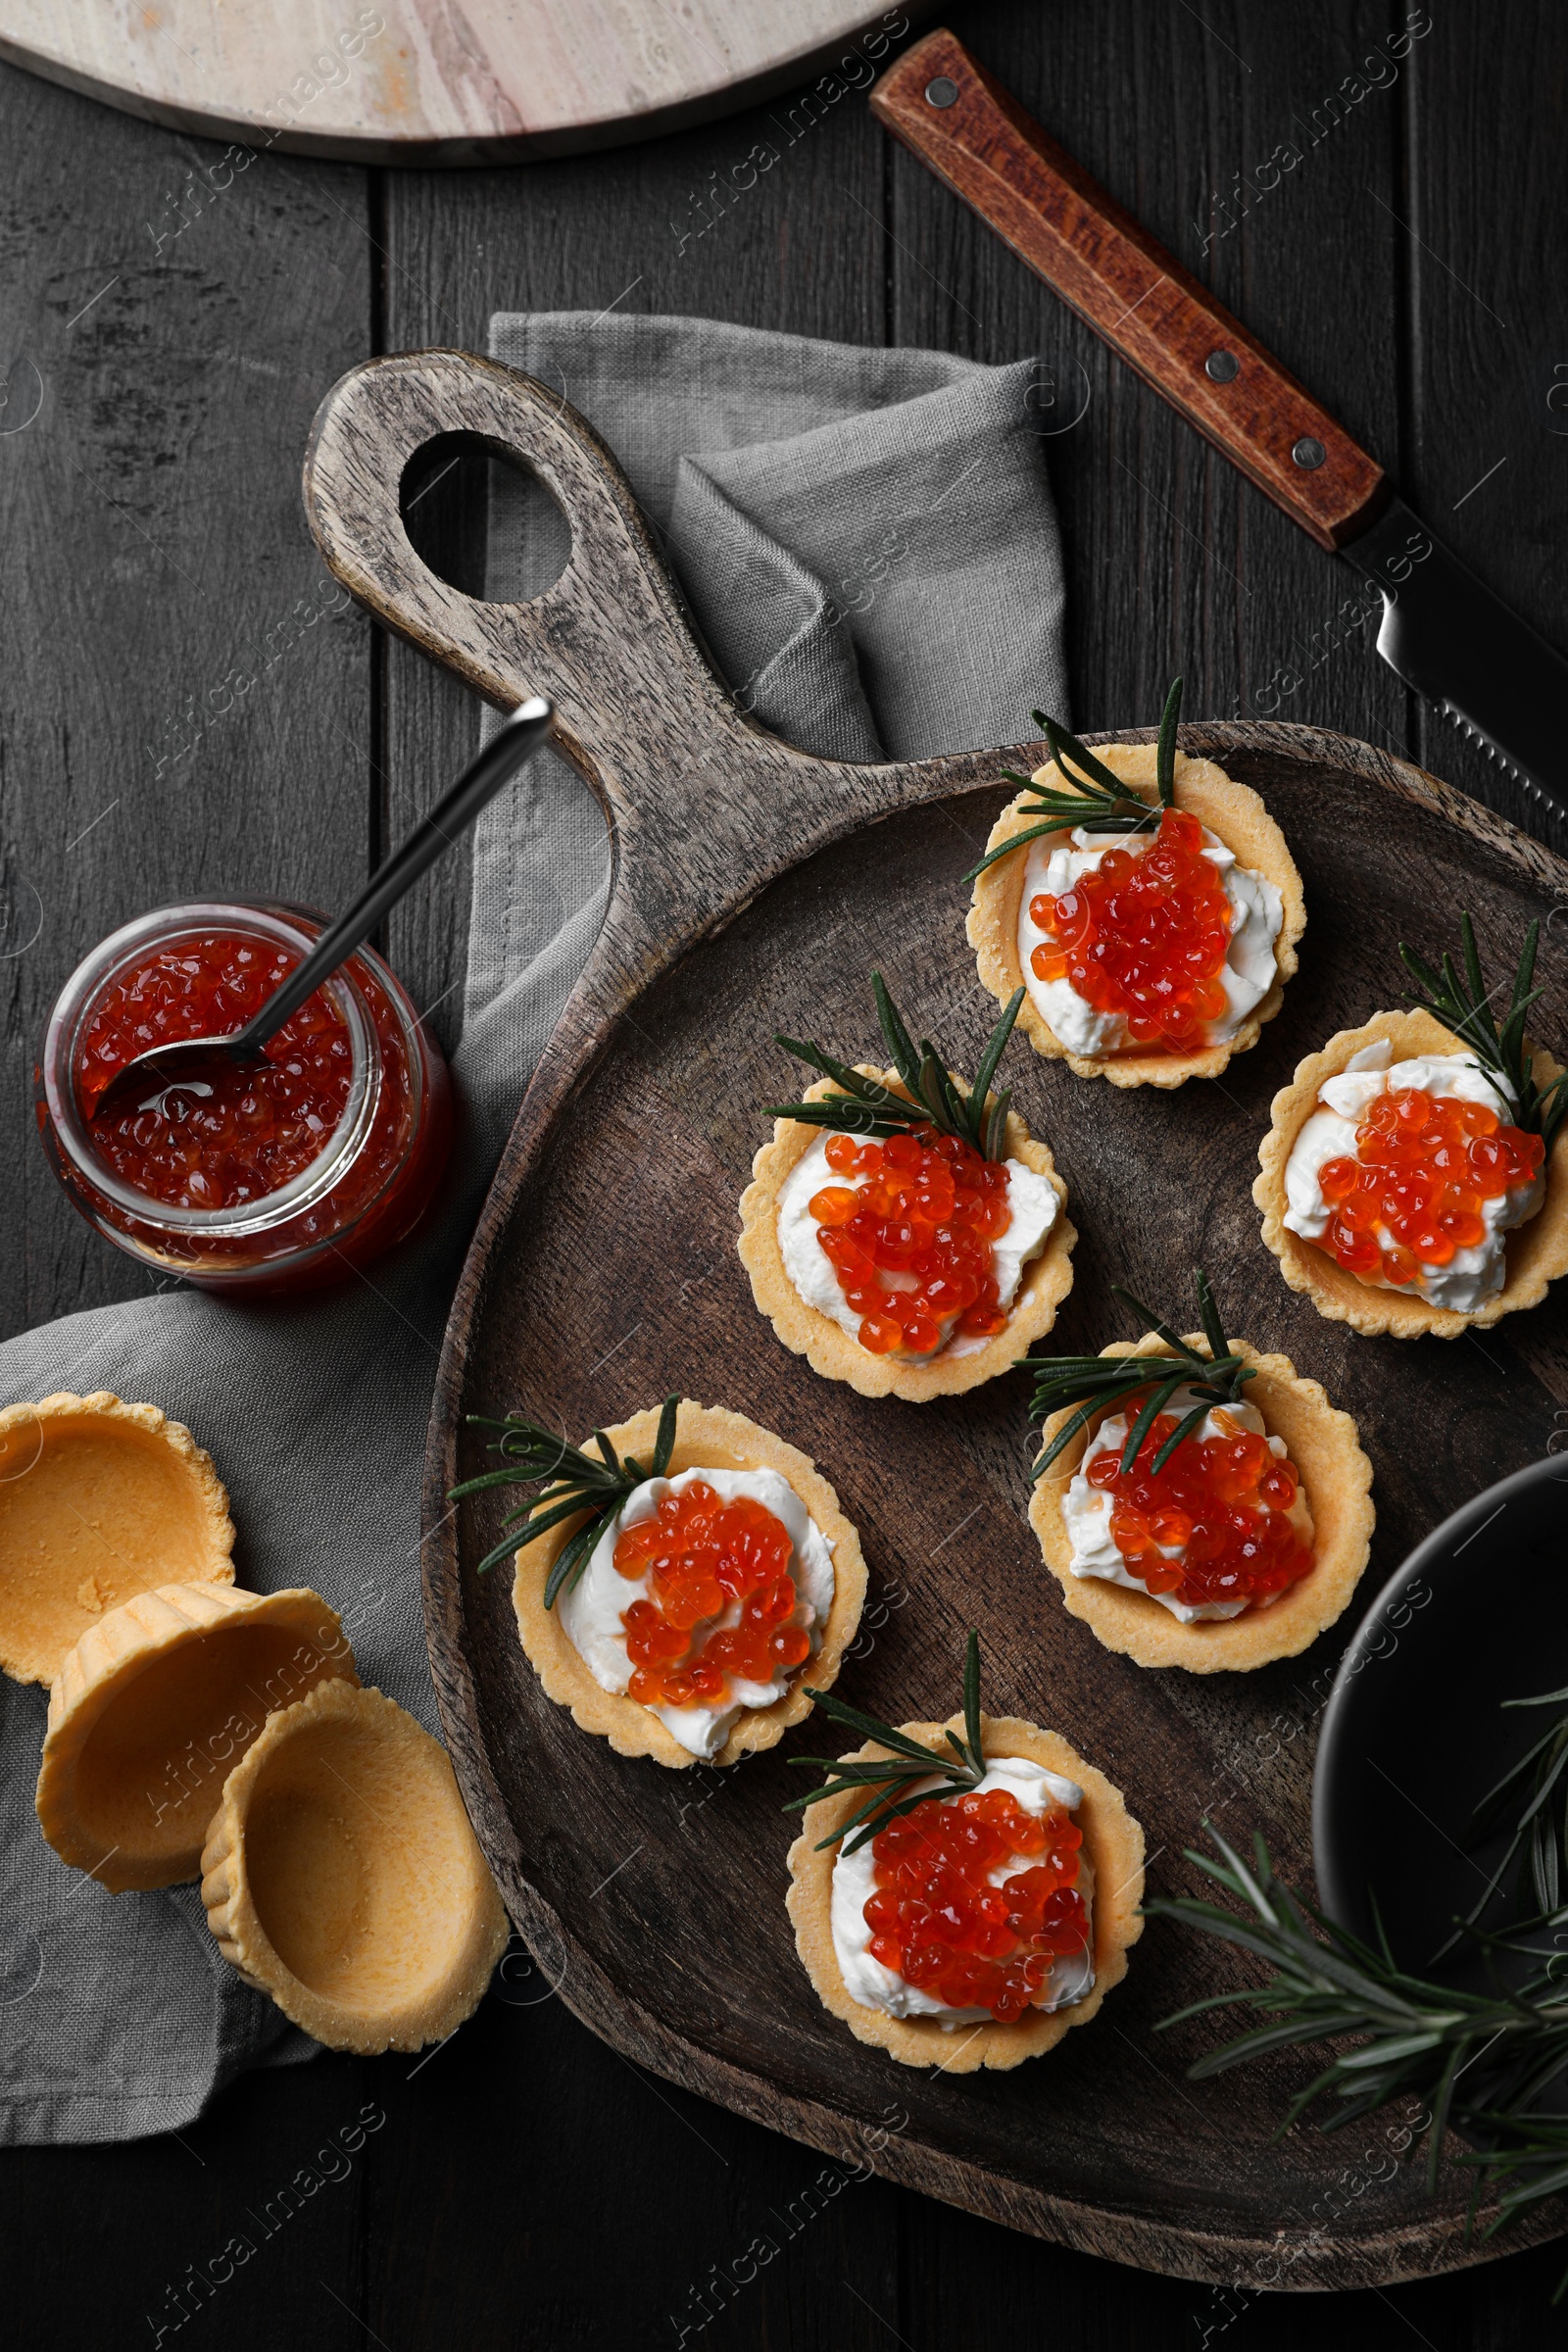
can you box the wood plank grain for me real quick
[0,2051,375,2352]
[0,70,373,1321]
[1401,4,1568,855]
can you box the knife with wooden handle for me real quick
[872,25,1568,819]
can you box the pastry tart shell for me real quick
[738,1069,1076,1400]
[967,742,1305,1089]
[786,1711,1143,2071]
[201,1678,509,2054]
[513,1399,868,1770]
[1030,1334,1374,1672]
[1254,1006,1568,1338]
[0,1392,234,1688]
[35,1582,358,1890]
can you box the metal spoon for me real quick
[87,695,555,1125]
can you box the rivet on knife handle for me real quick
[871,27,1387,554]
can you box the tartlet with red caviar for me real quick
[785,1634,1143,2071]
[967,681,1304,1089]
[739,974,1075,1401]
[452,1396,866,1770]
[1256,917,1568,1340]
[1026,1274,1373,1674]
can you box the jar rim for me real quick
[42,901,384,1237]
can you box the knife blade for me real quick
[871,27,1568,820]
[1339,497,1568,818]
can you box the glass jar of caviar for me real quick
[37,901,453,1295]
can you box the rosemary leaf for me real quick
[1400,912,1565,1149]
[764,976,1022,1160]
[1148,1695,1568,2287]
[451,1394,681,1599]
[872,970,922,1095]
[788,1631,989,1851]
[1024,1269,1254,1481]
[1155,674,1183,806]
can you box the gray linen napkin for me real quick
[0,315,1067,2145]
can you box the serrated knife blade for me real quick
[871,31,1568,823]
[1338,497,1568,816]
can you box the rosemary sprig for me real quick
[964,675,1184,882]
[1400,912,1568,1149]
[1435,1683,1568,1960]
[449,1393,679,1600]
[1148,1820,1568,2269]
[765,971,1025,1162]
[784,1629,987,1853]
[1025,1266,1255,1481]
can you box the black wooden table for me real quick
[3,4,1566,2342]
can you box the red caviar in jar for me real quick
[39,902,452,1295]
[1087,1407,1313,1612]
[810,1125,1012,1356]
[1313,1085,1544,1288]
[862,1785,1087,2023]
[1029,808,1233,1053]
[78,935,355,1210]
[615,1481,812,1712]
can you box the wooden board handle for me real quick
[301,346,1015,1014]
[302,349,754,769]
[871,27,1387,552]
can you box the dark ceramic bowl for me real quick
[1314,1452,1568,1973]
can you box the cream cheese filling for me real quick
[776,1136,1057,1362]
[557,1466,835,1761]
[1063,1389,1307,1624]
[829,1756,1095,2026]
[1016,822,1283,1057]
[1281,1040,1545,1312]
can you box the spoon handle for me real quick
[239,696,555,1051]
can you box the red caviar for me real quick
[862,1785,1087,2023]
[1087,1407,1313,1612]
[1029,807,1233,1053]
[615,1481,811,1712]
[810,1125,1012,1356]
[77,934,360,1210]
[1314,1085,1544,1288]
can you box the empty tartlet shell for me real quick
[786,1710,1143,2071]
[36,1582,358,1891]
[737,1068,1077,1401]
[201,1678,509,2055]
[967,742,1305,1089]
[513,1399,868,1770]
[1030,1333,1374,1672]
[1254,1006,1568,1338]
[0,1392,234,1688]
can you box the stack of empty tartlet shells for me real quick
[2,1391,507,2054]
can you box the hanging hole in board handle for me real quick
[399,429,573,607]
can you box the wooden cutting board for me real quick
[0,2,924,163]
[301,348,1568,2287]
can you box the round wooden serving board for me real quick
[0,2,925,165]
[302,350,1568,2287]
